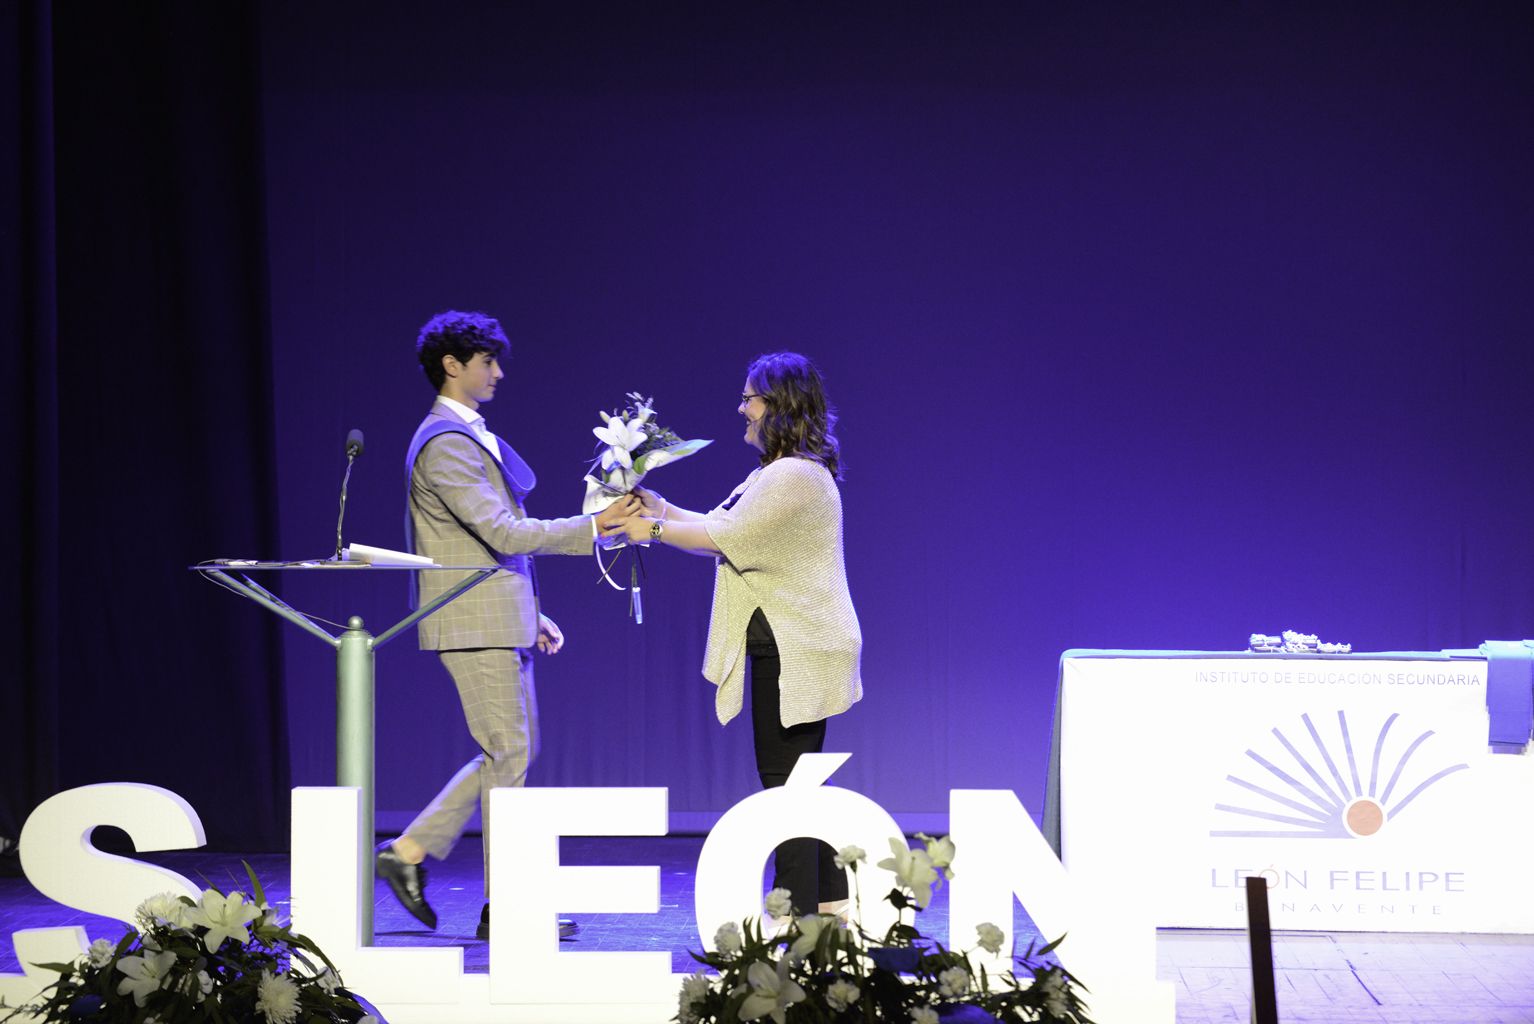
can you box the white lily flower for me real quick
[178,968,214,1002]
[182,889,261,952]
[114,949,177,1007]
[917,832,956,881]
[601,443,632,471]
[593,413,647,464]
[738,957,805,1024]
[876,837,939,909]
[789,913,834,958]
[255,899,286,930]
[975,921,1005,955]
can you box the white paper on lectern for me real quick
[342,542,436,566]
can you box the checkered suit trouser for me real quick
[403,647,537,895]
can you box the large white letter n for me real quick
[949,789,1175,1024]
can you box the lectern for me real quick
[193,562,496,941]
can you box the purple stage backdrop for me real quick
[251,3,1533,828]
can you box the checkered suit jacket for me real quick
[407,399,593,650]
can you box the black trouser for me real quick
[748,609,849,915]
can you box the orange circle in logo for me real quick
[1345,799,1385,836]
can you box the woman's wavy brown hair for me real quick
[746,351,842,479]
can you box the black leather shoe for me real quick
[375,842,437,930]
[477,902,578,940]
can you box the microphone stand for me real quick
[335,431,364,560]
[334,455,357,560]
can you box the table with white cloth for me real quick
[1042,647,1534,933]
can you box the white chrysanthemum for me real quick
[833,845,866,870]
[714,921,743,955]
[938,965,971,998]
[677,971,712,1023]
[826,978,860,1011]
[255,970,301,1024]
[764,888,794,919]
[910,1006,940,1024]
[1035,968,1070,1016]
[86,937,116,967]
[134,892,188,930]
[975,921,1005,955]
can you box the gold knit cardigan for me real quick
[702,456,863,727]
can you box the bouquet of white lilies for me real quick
[583,392,710,514]
[582,393,710,620]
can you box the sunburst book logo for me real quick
[1211,712,1469,839]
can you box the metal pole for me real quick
[336,615,376,943]
[1245,875,1278,1024]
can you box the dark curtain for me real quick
[1,1,288,850]
[0,0,60,853]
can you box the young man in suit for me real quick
[376,310,636,939]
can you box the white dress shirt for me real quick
[437,396,504,465]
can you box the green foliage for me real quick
[675,838,1095,1024]
[2,875,375,1024]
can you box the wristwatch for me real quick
[649,519,665,542]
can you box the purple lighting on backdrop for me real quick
[248,2,1534,832]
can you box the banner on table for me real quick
[1060,656,1534,933]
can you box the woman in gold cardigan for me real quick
[607,351,862,917]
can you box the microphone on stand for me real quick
[335,429,365,560]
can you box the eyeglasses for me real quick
[739,393,764,404]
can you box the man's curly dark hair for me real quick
[746,351,843,479]
[416,310,511,390]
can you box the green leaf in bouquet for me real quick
[632,437,711,475]
[242,860,266,908]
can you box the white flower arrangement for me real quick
[1,867,380,1024]
[677,835,1093,1024]
[1248,630,1351,654]
[581,393,711,618]
[582,392,710,515]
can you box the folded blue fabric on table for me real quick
[1479,639,1534,751]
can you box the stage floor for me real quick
[2,835,1531,1023]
